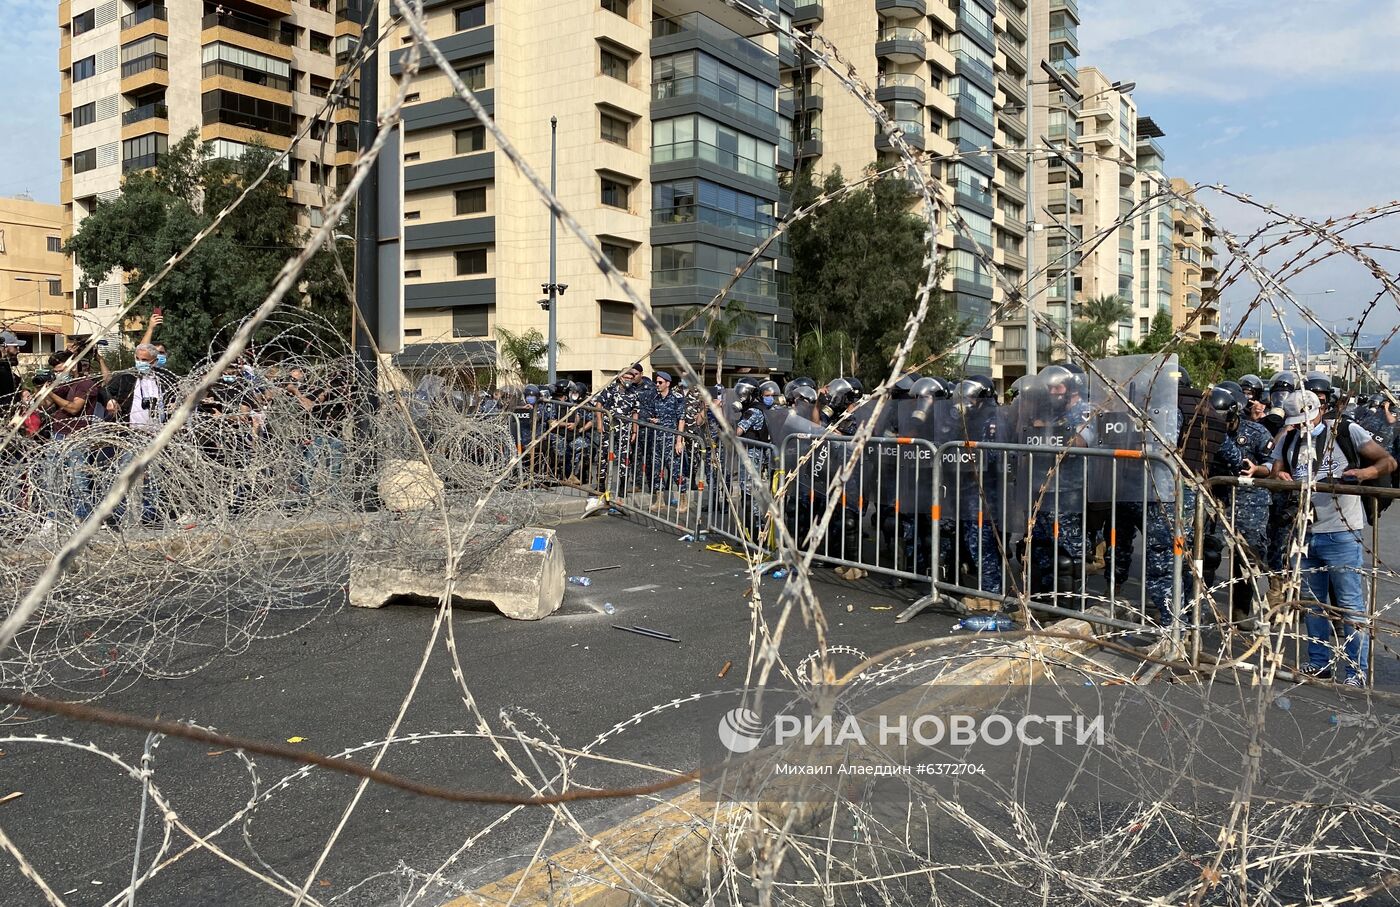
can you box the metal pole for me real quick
[547,115,558,386]
[1024,23,1037,376]
[353,0,379,377]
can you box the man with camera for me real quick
[30,350,100,522]
[285,366,347,497]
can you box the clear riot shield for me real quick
[1014,369,1097,527]
[1086,354,1179,504]
[948,400,1003,522]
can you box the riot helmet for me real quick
[954,375,996,402]
[784,376,816,400]
[758,380,781,407]
[822,377,860,421]
[523,384,541,405]
[1208,385,1241,426]
[909,376,942,422]
[891,372,922,400]
[1216,380,1248,412]
[1303,372,1335,405]
[1176,366,1194,390]
[1239,374,1266,401]
[1268,371,1298,408]
[1005,375,1032,404]
[846,377,865,401]
[788,383,818,408]
[1039,365,1079,413]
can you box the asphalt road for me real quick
[2,508,1397,905]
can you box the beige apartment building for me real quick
[1129,113,1171,343]
[378,0,793,387]
[1168,177,1219,339]
[57,0,362,342]
[0,196,72,356]
[1072,64,1134,351]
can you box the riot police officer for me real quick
[1025,365,1096,600]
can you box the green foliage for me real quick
[793,326,856,384]
[1120,309,1257,384]
[1069,294,1133,361]
[788,166,962,384]
[684,298,772,385]
[495,327,563,386]
[65,131,351,370]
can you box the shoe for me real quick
[1343,673,1365,688]
[1297,663,1332,680]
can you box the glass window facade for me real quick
[652,115,776,181]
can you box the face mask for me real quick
[134,360,153,375]
[762,395,775,406]
[1310,421,1326,437]
[526,395,538,405]
[221,375,237,384]
[155,354,167,368]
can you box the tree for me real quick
[66,131,350,370]
[1119,309,1257,384]
[1070,294,1132,360]
[686,298,772,385]
[495,327,559,387]
[1121,310,1175,355]
[793,326,856,384]
[788,166,962,384]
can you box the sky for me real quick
[1,0,1396,348]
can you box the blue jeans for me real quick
[45,433,94,521]
[300,434,346,495]
[1299,530,1368,677]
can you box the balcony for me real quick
[120,5,166,29]
[1002,39,1027,72]
[792,2,824,25]
[954,50,994,87]
[875,71,925,106]
[1049,0,1079,23]
[202,12,294,45]
[1048,25,1079,54]
[1049,57,1078,82]
[652,139,777,182]
[875,0,926,19]
[651,13,776,70]
[122,101,168,125]
[875,26,927,64]
[120,53,168,79]
[1045,186,1081,214]
[874,120,925,151]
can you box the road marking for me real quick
[622,584,659,593]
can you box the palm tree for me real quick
[686,299,772,385]
[794,326,856,384]
[495,327,566,386]
[1071,294,1133,360]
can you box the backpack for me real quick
[1177,386,1227,478]
[1333,417,1393,521]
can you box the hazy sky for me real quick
[1,0,1395,343]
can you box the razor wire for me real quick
[0,0,1397,904]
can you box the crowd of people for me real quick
[509,359,1398,687]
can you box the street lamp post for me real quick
[546,116,559,386]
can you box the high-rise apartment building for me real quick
[1168,177,1218,339]
[376,0,792,387]
[1073,65,1134,351]
[1131,114,1171,342]
[58,0,362,341]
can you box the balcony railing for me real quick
[652,139,776,182]
[121,5,167,29]
[953,50,993,86]
[1050,57,1078,81]
[122,101,168,125]
[877,26,927,43]
[1048,26,1078,46]
[652,13,775,72]
[1050,0,1079,21]
[201,13,293,45]
[877,72,924,90]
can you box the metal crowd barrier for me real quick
[701,434,779,554]
[599,413,706,537]
[1195,475,1396,685]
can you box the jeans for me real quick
[1299,530,1368,677]
[300,434,346,495]
[44,433,93,521]
[114,450,161,525]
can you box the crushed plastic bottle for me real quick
[954,615,1015,632]
[567,576,592,587]
[602,602,616,615]
[678,534,695,542]
[769,568,788,580]
[1330,712,1378,728]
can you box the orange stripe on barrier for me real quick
[1053,521,1060,538]
[858,495,865,510]
[896,436,914,444]
[1114,449,1144,459]
[1109,528,1117,546]
[977,510,984,528]
[810,490,816,503]
[894,498,901,512]
[964,441,979,448]
[841,492,847,508]
[931,505,941,521]
[1173,537,1185,556]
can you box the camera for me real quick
[32,368,56,386]
[141,396,160,412]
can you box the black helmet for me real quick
[1040,364,1082,400]
[1216,380,1248,411]
[955,375,996,402]
[553,379,571,396]
[523,383,541,399]
[1209,385,1240,420]
[846,377,865,399]
[1269,371,1298,408]
[734,377,759,401]
[823,377,860,418]
[910,377,943,422]
[1239,374,1266,401]
[1176,366,1194,390]
[757,380,781,400]
[783,376,815,399]
[891,372,922,399]
[1303,372,1335,404]
[789,384,818,406]
[1006,375,1032,403]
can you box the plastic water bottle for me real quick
[769,568,788,580]
[602,602,616,615]
[567,576,592,587]
[955,615,1014,632]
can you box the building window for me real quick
[47,236,62,253]
[455,248,488,275]
[455,125,485,153]
[453,307,489,337]
[600,240,630,272]
[73,148,98,173]
[600,111,630,147]
[73,9,96,35]
[122,133,168,172]
[404,327,423,337]
[601,0,628,17]
[73,102,97,128]
[310,31,331,54]
[600,46,630,81]
[599,301,634,337]
[455,3,485,30]
[456,62,486,91]
[404,209,421,219]
[455,186,487,215]
[49,279,63,296]
[73,56,96,82]
[404,269,421,278]
[202,90,292,136]
[600,175,630,209]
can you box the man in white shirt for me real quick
[98,343,169,525]
[1270,390,1395,685]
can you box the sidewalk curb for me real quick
[455,609,1109,906]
